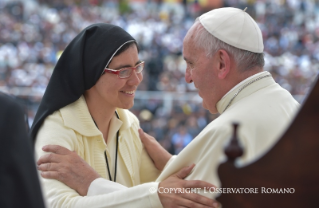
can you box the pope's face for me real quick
[183,36,223,114]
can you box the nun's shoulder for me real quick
[35,110,78,152]
[37,110,66,134]
[36,108,77,141]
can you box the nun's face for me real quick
[87,44,143,111]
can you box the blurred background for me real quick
[0,0,318,154]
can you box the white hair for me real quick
[189,18,264,71]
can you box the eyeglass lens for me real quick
[119,63,144,78]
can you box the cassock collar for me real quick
[216,71,275,114]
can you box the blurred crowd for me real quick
[0,0,318,154]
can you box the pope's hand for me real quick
[37,145,100,196]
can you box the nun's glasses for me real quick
[103,61,145,79]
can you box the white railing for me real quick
[0,87,306,111]
[0,87,203,113]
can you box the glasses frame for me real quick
[103,61,145,79]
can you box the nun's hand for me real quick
[37,145,100,196]
[139,128,172,171]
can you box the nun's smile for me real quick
[120,90,135,95]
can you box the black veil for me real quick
[30,23,136,142]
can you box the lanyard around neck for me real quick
[93,112,120,182]
[104,127,119,182]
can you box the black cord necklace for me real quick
[104,127,119,182]
[93,112,120,182]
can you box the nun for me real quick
[32,23,163,207]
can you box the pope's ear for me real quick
[217,50,231,79]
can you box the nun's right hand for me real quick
[37,145,100,196]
